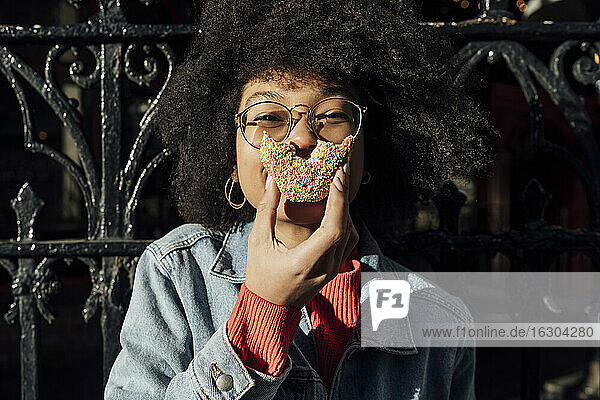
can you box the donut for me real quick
[259,133,354,202]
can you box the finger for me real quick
[333,217,352,272]
[332,160,355,271]
[307,218,354,286]
[297,161,350,263]
[322,161,349,228]
[341,217,359,268]
[251,174,280,243]
[333,212,360,276]
[324,159,351,230]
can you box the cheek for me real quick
[236,132,267,208]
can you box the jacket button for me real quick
[216,373,233,391]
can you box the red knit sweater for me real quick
[226,248,361,388]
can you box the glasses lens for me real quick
[311,99,361,144]
[242,102,290,147]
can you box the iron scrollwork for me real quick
[455,40,600,227]
[0,1,177,395]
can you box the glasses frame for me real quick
[234,97,368,149]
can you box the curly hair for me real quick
[156,0,498,234]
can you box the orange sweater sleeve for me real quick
[226,282,302,376]
[307,247,361,387]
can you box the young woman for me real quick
[104,0,496,399]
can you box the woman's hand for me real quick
[244,162,359,309]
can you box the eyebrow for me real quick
[244,91,285,107]
[243,85,355,108]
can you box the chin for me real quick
[277,197,326,226]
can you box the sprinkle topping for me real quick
[259,133,354,202]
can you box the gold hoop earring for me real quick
[361,171,372,185]
[225,177,246,209]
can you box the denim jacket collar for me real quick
[208,218,418,357]
[208,218,387,280]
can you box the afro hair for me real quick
[156,0,497,234]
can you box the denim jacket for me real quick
[104,218,476,400]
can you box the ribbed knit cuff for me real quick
[307,246,361,387]
[309,253,361,329]
[226,282,303,376]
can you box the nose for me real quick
[287,111,317,158]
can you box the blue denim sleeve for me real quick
[104,247,293,400]
[449,343,476,400]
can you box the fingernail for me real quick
[343,162,348,174]
[333,174,344,192]
[265,175,272,190]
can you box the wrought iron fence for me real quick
[1,0,599,399]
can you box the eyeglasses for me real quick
[234,97,367,149]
